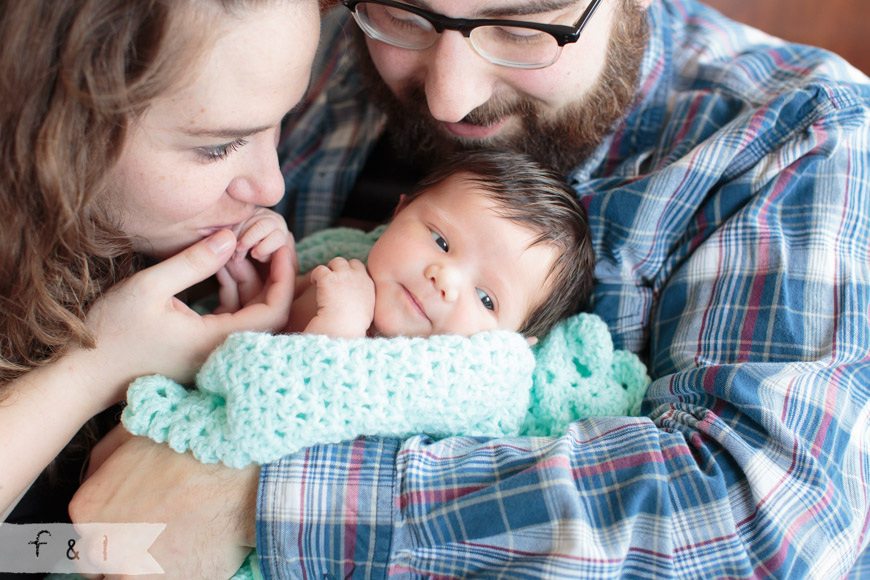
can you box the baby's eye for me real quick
[431,231,448,252]
[476,288,494,311]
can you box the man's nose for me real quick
[424,263,461,302]
[423,31,496,123]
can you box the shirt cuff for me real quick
[255,437,400,580]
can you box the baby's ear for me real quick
[525,336,538,347]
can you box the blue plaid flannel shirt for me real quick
[262,0,870,577]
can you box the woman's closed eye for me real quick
[197,137,249,163]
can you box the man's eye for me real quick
[476,288,494,311]
[431,231,448,251]
[197,138,248,162]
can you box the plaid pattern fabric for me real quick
[272,10,385,238]
[261,0,870,577]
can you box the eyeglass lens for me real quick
[354,2,562,68]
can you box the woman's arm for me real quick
[1,230,293,516]
[0,346,113,517]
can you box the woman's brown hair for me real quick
[0,0,281,386]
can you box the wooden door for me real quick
[703,0,870,75]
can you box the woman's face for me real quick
[108,2,318,258]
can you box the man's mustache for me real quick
[400,82,533,128]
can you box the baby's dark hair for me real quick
[408,149,595,338]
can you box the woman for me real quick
[0,0,319,522]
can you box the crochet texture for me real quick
[122,313,649,469]
[123,330,538,468]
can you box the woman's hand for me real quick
[80,229,293,410]
[1,229,289,516]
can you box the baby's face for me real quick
[366,173,556,337]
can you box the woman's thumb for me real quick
[147,230,237,296]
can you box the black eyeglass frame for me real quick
[339,0,604,48]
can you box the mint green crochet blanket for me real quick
[56,228,650,580]
[122,313,649,468]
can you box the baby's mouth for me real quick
[402,285,430,322]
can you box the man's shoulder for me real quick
[662,0,869,107]
[630,0,870,171]
[308,8,362,97]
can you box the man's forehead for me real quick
[405,0,582,18]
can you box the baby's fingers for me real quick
[250,230,291,262]
[234,214,288,260]
[225,258,263,306]
[346,258,367,273]
[309,263,334,285]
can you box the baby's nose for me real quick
[424,263,460,302]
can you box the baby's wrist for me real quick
[306,311,371,338]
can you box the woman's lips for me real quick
[197,212,255,237]
[442,117,509,139]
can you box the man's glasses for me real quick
[340,0,603,70]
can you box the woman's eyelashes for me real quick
[197,137,249,162]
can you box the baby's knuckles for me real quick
[311,259,374,335]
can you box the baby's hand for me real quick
[233,207,295,265]
[215,208,297,315]
[305,257,375,338]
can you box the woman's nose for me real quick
[226,141,285,207]
[424,263,461,302]
[423,32,496,123]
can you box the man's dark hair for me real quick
[407,149,595,337]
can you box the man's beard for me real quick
[355,0,649,175]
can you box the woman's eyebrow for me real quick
[403,0,582,18]
[180,123,273,140]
